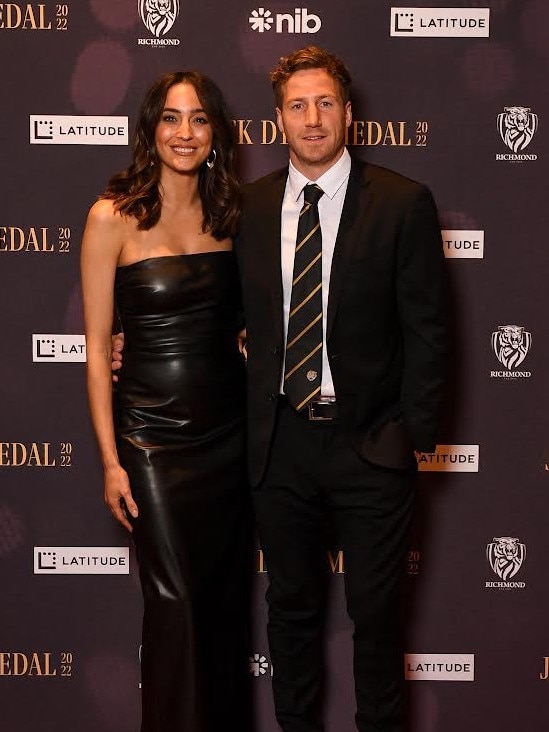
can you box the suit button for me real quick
[269,393,277,402]
[330,353,339,361]
[272,346,281,355]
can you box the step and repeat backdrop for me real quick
[1,1,548,730]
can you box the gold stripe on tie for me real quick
[292,251,322,286]
[284,342,322,381]
[295,223,321,253]
[289,283,322,318]
[286,313,322,350]
[295,386,321,412]
[284,183,324,411]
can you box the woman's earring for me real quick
[206,148,217,169]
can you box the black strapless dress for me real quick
[114,252,251,732]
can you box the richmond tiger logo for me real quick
[487,537,525,581]
[497,107,538,153]
[139,0,179,38]
[491,325,531,371]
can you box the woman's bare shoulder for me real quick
[86,198,123,229]
[84,199,139,245]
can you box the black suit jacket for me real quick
[236,157,447,486]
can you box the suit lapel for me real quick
[327,159,372,339]
[261,170,288,343]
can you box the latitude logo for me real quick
[486,537,526,581]
[248,7,321,33]
[390,7,489,38]
[497,106,538,153]
[138,0,179,38]
[34,547,130,574]
[491,325,531,371]
[405,654,475,681]
[36,550,57,570]
[32,334,86,362]
[30,116,128,146]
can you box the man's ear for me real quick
[276,107,285,135]
[344,101,352,129]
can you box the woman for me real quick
[81,72,251,732]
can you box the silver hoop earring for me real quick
[206,149,217,169]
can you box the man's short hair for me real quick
[270,46,352,106]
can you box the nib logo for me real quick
[249,7,274,32]
[248,7,321,34]
[249,653,271,676]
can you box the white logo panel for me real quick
[32,334,86,363]
[405,654,475,681]
[417,445,479,472]
[442,230,484,259]
[34,547,130,574]
[30,116,128,145]
[391,7,489,37]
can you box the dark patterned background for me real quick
[1,1,548,730]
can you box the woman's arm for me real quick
[80,199,138,531]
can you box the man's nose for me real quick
[305,105,321,126]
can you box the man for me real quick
[235,46,446,732]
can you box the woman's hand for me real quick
[237,328,247,360]
[104,464,138,532]
[111,332,124,383]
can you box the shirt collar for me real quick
[288,148,351,203]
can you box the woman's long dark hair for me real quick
[103,71,240,239]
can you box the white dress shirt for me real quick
[280,148,351,397]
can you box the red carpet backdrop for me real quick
[1,1,549,730]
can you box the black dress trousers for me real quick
[253,400,416,732]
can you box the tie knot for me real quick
[303,183,324,206]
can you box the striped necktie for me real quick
[284,183,324,411]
